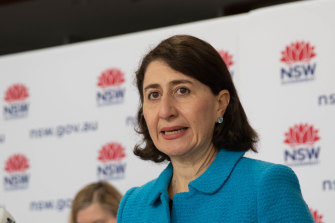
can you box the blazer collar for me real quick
[189,148,245,194]
[148,162,173,205]
[148,148,245,205]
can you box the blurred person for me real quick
[0,208,16,223]
[69,181,122,223]
[117,35,314,222]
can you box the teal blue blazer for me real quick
[117,149,314,222]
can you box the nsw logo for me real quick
[310,208,324,223]
[218,50,234,77]
[3,83,30,120]
[96,68,126,106]
[283,123,321,166]
[3,154,30,190]
[280,41,317,84]
[97,142,126,180]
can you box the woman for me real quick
[69,181,122,223]
[117,35,314,222]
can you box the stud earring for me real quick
[217,117,223,124]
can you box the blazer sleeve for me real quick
[257,164,315,223]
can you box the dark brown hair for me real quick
[69,181,122,223]
[134,35,258,162]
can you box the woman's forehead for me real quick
[143,61,196,86]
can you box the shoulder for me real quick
[117,179,156,222]
[119,178,156,208]
[240,158,303,195]
[117,163,172,222]
[238,158,313,222]
[259,162,299,186]
[250,160,301,202]
[234,157,297,183]
[238,157,296,178]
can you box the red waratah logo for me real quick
[98,143,126,163]
[97,68,125,88]
[284,124,320,148]
[218,50,234,67]
[5,154,30,173]
[4,84,29,103]
[310,209,324,223]
[280,41,316,65]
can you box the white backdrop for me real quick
[0,0,334,222]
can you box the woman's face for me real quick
[142,60,229,160]
[76,203,116,223]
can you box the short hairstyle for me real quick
[69,181,122,223]
[134,35,258,162]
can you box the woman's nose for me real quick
[158,95,177,120]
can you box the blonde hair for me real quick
[69,181,122,223]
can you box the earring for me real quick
[217,117,223,124]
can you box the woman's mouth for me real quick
[162,127,188,135]
[160,126,188,140]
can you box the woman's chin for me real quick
[158,147,193,160]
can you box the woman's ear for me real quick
[216,89,230,117]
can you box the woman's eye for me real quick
[176,87,190,95]
[148,92,161,100]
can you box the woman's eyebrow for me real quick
[143,79,193,92]
[143,83,160,92]
[169,79,193,86]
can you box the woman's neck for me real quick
[168,144,217,199]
